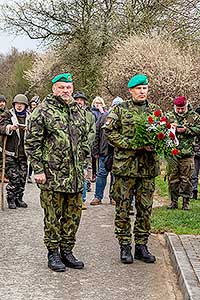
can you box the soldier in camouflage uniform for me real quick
[73,91,96,209]
[104,74,160,264]
[191,107,200,200]
[167,96,200,210]
[0,95,8,179]
[25,73,90,272]
[0,94,30,209]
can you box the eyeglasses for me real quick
[95,102,102,105]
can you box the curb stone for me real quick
[165,233,200,300]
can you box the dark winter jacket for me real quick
[0,108,30,157]
[91,106,106,122]
[92,112,113,157]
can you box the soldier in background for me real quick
[0,94,30,209]
[73,91,96,210]
[25,73,90,272]
[27,95,41,183]
[104,74,159,264]
[0,95,7,114]
[191,107,200,200]
[167,96,200,210]
[0,95,8,181]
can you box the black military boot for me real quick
[167,199,178,209]
[192,190,198,200]
[182,197,190,210]
[15,198,28,208]
[7,197,16,209]
[48,249,66,272]
[134,244,156,263]
[60,249,84,269]
[15,194,28,208]
[120,244,134,264]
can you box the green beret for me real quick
[52,73,73,84]
[127,74,148,88]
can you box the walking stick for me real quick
[1,136,7,211]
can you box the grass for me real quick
[155,175,168,198]
[151,175,200,235]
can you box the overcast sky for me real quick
[0,33,42,54]
[0,0,42,54]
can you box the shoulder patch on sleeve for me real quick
[107,111,118,120]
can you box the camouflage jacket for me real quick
[25,94,90,193]
[104,99,160,178]
[85,108,96,149]
[0,108,8,151]
[168,105,200,158]
[193,136,200,157]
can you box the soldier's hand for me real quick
[135,146,154,152]
[34,173,46,184]
[176,126,186,133]
[144,146,154,152]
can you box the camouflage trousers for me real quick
[5,156,27,201]
[40,190,82,251]
[111,175,155,246]
[168,157,194,200]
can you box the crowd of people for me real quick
[0,72,200,272]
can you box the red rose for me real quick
[160,116,167,122]
[148,116,154,124]
[154,110,161,117]
[157,132,165,140]
[169,132,175,140]
[166,122,171,129]
[171,148,179,155]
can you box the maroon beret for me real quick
[173,96,187,107]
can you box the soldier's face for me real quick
[14,102,26,112]
[75,98,85,107]
[174,105,188,115]
[129,85,148,102]
[0,100,6,110]
[52,82,74,100]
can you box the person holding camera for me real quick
[0,94,30,209]
[167,96,200,210]
[90,96,123,206]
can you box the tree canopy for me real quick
[1,0,200,102]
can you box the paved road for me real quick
[0,183,183,300]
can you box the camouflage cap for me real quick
[128,74,148,88]
[0,95,6,102]
[52,73,73,84]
